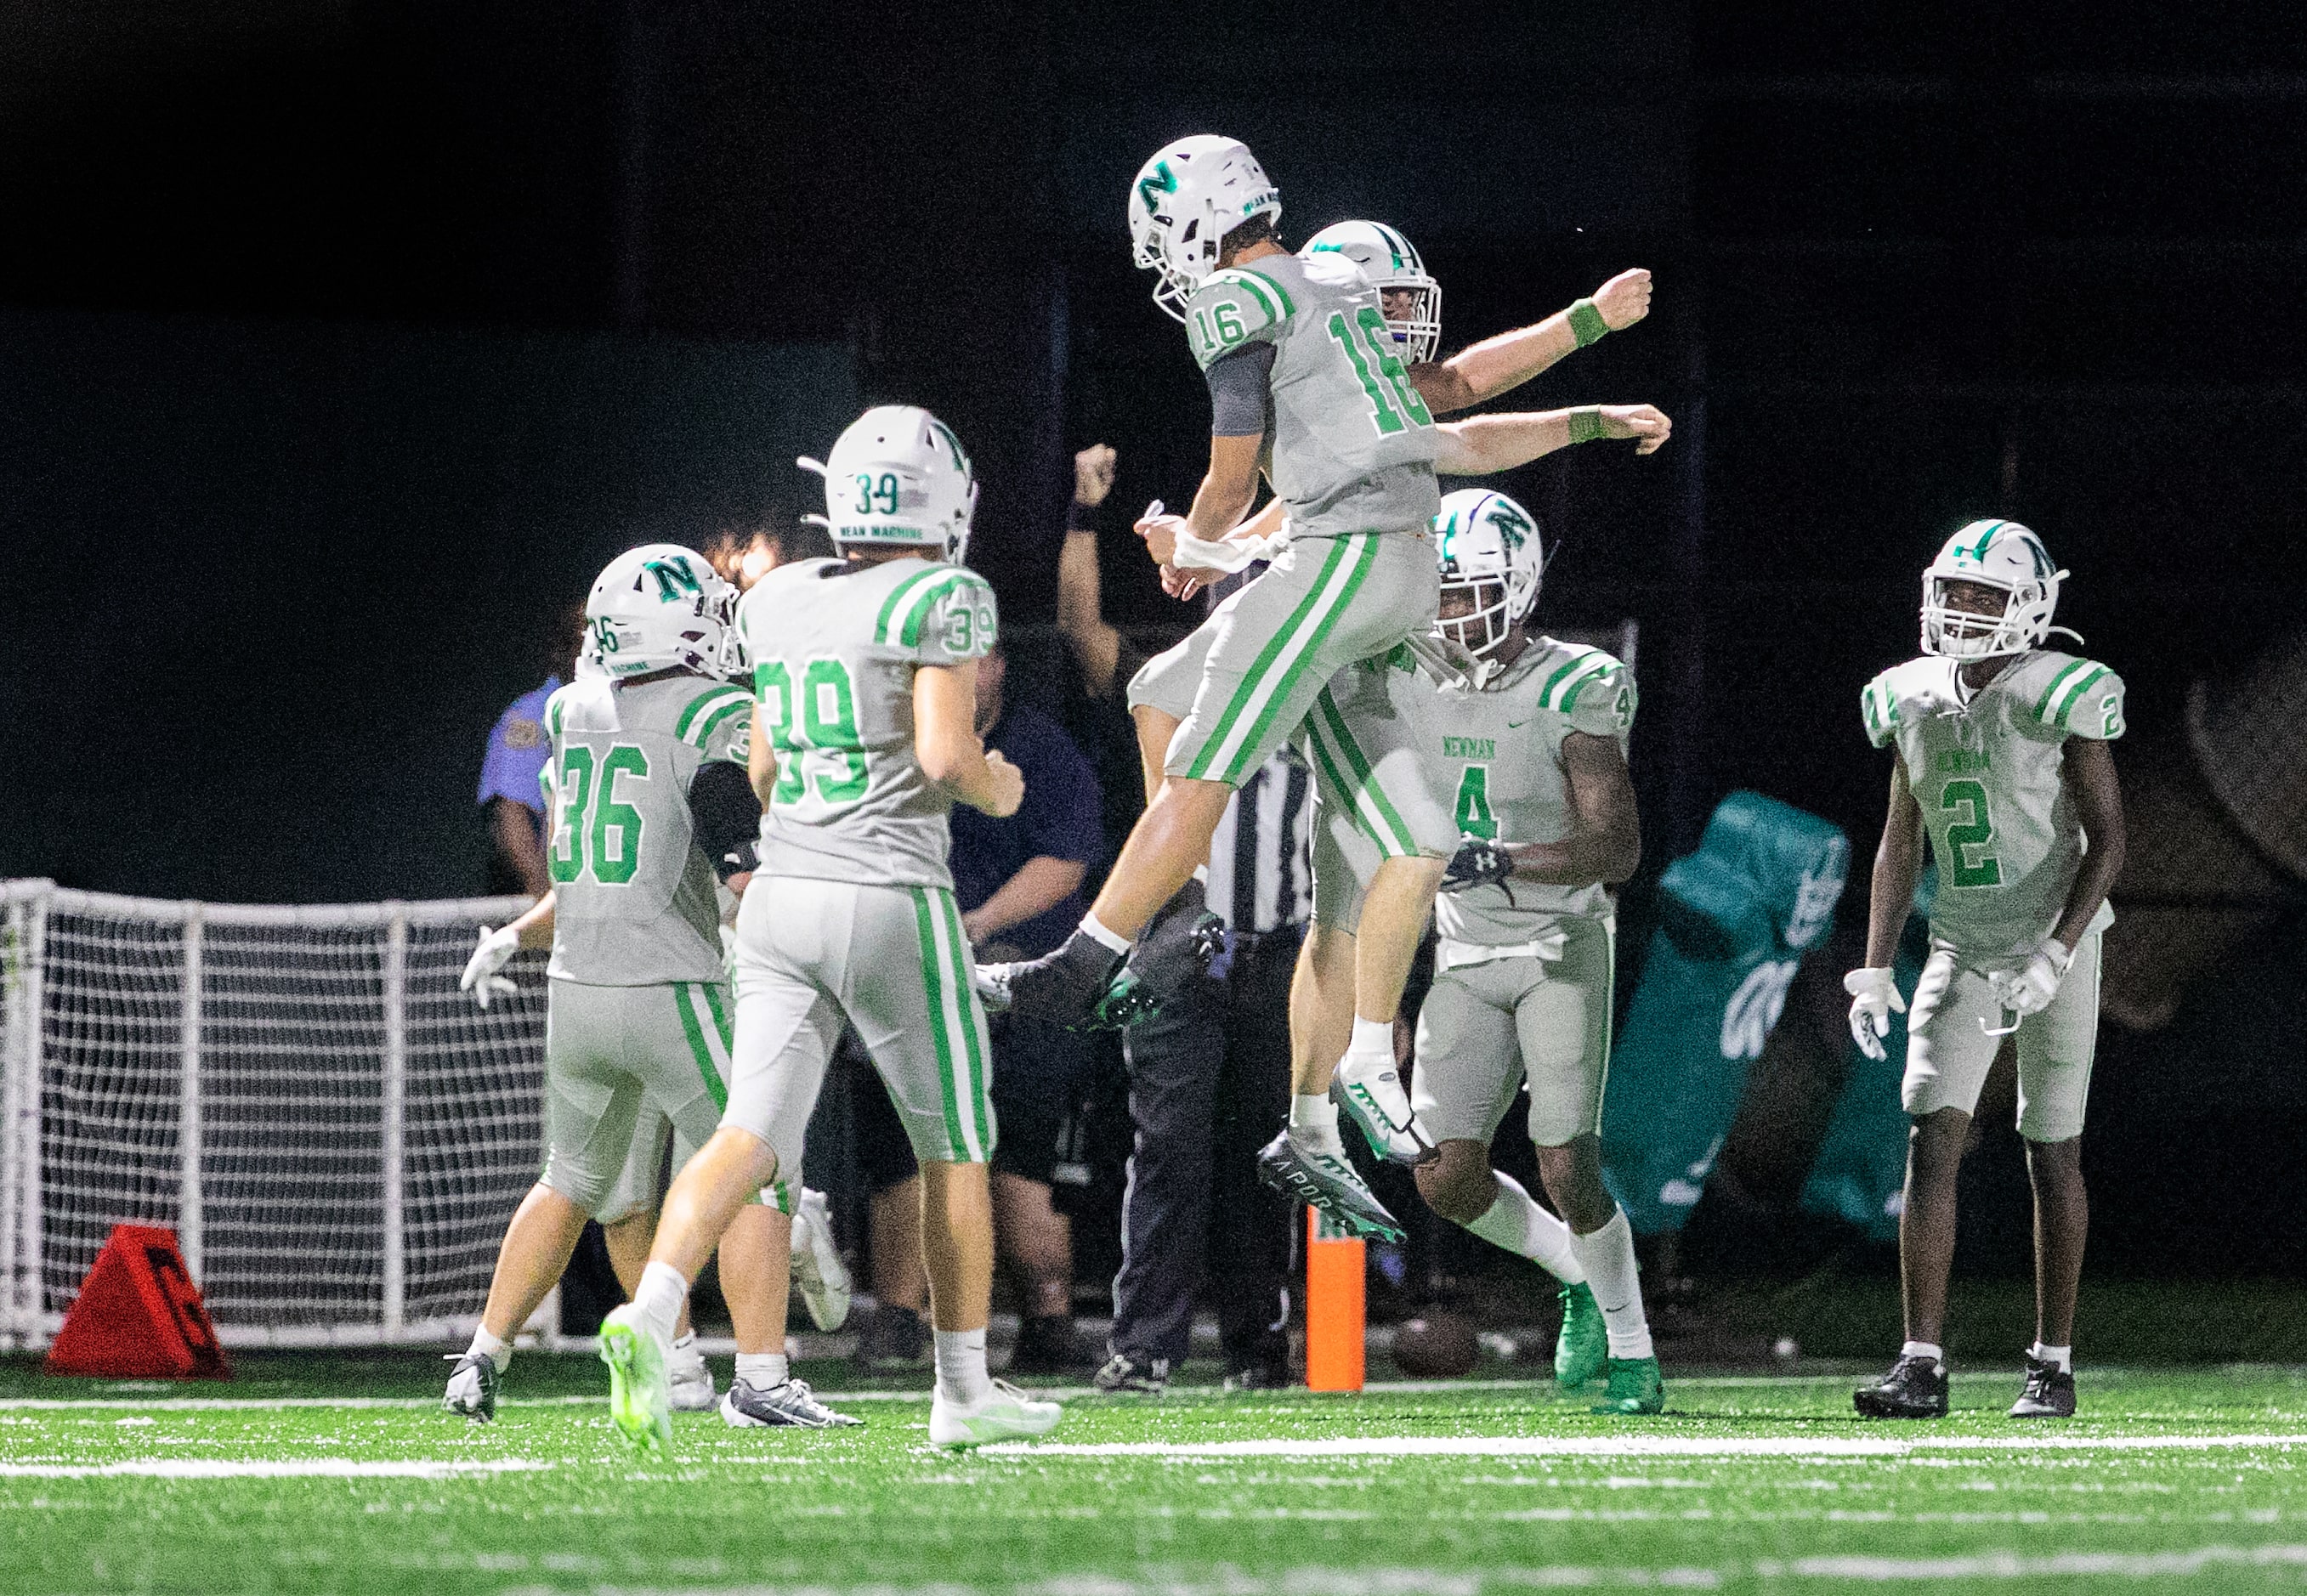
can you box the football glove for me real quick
[460,925,521,1010]
[1441,839,1515,899]
[1988,937,2071,1019]
[1844,966,1907,1061]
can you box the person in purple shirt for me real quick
[479,604,587,898]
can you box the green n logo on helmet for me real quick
[928,419,970,476]
[1965,521,2004,563]
[1137,161,1177,218]
[645,556,702,603]
[1486,501,1533,551]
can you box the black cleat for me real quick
[442,1352,498,1423]
[1255,1129,1405,1242]
[1854,1353,1950,1419]
[1009,1315,1099,1376]
[858,1304,929,1370]
[975,930,1158,1031]
[1092,1351,1170,1395]
[1123,880,1227,1005]
[2009,1355,2076,1418]
[720,1377,863,1429]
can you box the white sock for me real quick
[1567,1207,1652,1361]
[2030,1342,2072,1373]
[1079,912,1132,954]
[736,1351,789,1388]
[1343,1016,1395,1064]
[1290,1093,1345,1153]
[1461,1172,1584,1283]
[933,1327,991,1406]
[632,1261,689,1345]
[1902,1340,1946,1366]
[1191,863,1210,886]
[466,1327,508,1372]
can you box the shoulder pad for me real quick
[2018,652,2126,739]
[1186,267,1291,369]
[1527,642,1621,718]
[1859,658,1946,749]
[873,564,996,653]
[673,681,753,750]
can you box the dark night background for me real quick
[3,3,2303,1278]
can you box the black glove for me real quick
[1440,839,1515,903]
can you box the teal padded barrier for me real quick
[1601,790,1851,1234]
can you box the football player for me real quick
[448,545,852,1429]
[984,140,1666,1230]
[598,406,1061,1452]
[1113,211,1666,1237]
[1847,521,2126,1422]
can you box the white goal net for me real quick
[1,880,549,1347]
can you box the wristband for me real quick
[1066,498,1098,534]
[1566,406,1604,444]
[1567,297,1610,348]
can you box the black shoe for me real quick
[858,1305,929,1370]
[1255,1129,1405,1242]
[2009,1355,2076,1418]
[1222,1360,1292,1393]
[1124,880,1227,1004]
[1853,1353,1950,1419]
[721,1377,864,1429]
[1009,1315,1097,1376]
[1093,1350,1170,1395]
[976,930,1156,1032]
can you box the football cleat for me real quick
[788,1186,853,1333]
[1092,1351,1171,1396]
[1332,1052,1436,1165]
[1255,1129,1405,1242]
[1010,1315,1099,1377]
[668,1333,717,1412]
[976,930,1159,1032]
[1593,1355,1665,1416]
[2009,1355,2077,1419]
[930,1379,1063,1449]
[720,1378,863,1429]
[858,1304,930,1370]
[598,1305,674,1452]
[1554,1282,1608,1389]
[1854,1354,1950,1419]
[1123,881,1227,1002]
[1222,1360,1292,1393]
[442,1351,498,1423]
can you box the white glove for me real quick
[1988,938,2071,1019]
[460,925,521,1010]
[1844,966,1906,1061]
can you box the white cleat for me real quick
[668,1333,717,1412]
[928,1378,1063,1449]
[789,1187,853,1333]
[1331,1051,1436,1165]
[598,1305,673,1452]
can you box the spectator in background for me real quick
[1055,444,1306,1394]
[479,602,589,897]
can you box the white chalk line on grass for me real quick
[0,1457,550,1479]
[989,1432,2307,1460]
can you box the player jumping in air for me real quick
[597,406,1060,1452]
[1113,212,1666,1237]
[983,144,1667,1236]
[447,546,850,1429]
[1847,520,2126,1422]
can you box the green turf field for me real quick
[7,1357,2307,1594]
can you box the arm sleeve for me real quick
[686,758,763,882]
[911,574,1000,667]
[1205,342,1277,438]
[1185,269,1285,370]
[2042,662,2126,741]
[1566,661,1637,740]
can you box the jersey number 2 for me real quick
[1327,307,1432,437]
[1936,778,2003,888]
[549,744,649,886]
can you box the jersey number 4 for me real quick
[1936,778,2003,888]
[1454,765,1498,840]
[1327,308,1432,437]
[549,744,649,886]
[756,657,869,805]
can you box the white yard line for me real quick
[989,1432,2307,1459]
[0,1457,550,1479]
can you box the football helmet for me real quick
[1129,134,1283,322]
[1434,489,1550,658]
[1302,220,1442,362]
[799,405,978,565]
[585,544,734,679]
[1919,518,2072,659]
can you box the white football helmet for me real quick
[799,405,978,565]
[1302,220,1442,362]
[1434,489,1550,659]
[1919,518,2074,659]
[1129,134,1283,322]
[585,544,735,679]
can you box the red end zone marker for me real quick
[45,1225,231,1380]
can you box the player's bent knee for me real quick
[1415,1144,1495,1223]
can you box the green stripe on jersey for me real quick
[1557,658,1616,712]
[1235,267,1295,318]
[690,696,749,751]
[2051,665,2108,729]
[2032,659,2092,723]
[1229,273,1280,325]
[1537,647,1601,711]
[872,568,949,646]
[876,569,988,648]
[676,686,750,744]
[1862,682,1885,741]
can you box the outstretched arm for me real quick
[1411,269,1652,415]
[1431,404,1671,475]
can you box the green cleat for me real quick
[1553,1282,1607,1389]
[598,1305,673,1452]
[1592,1355,1664,1416]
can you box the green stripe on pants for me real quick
[1312,686,1416,857]
[672,982,729,1112]
[1184,534,1375,784]
[934,889,995,1162]
[911,887,972,1160]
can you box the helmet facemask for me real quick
[1918,519,2070,660]
[1380,281,1443,365]
[1433,489,1546,661]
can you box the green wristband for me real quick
[1567,297,1610,348]
[1567,406,1604,444]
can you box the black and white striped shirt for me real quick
[1206,751,1312,934]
